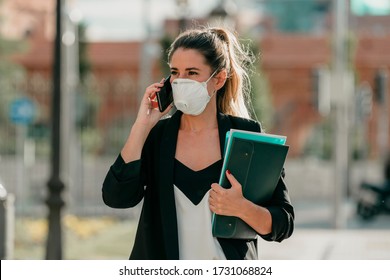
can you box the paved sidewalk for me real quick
[259,228,390,259]
[259,200,390,260]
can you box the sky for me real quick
[73,0,220,41]
[351,0,390,15]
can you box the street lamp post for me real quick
[45,0,65,260]
[331,0,352,229]
[208,0,236,29]
[176,0,189,31]
[375,68,389,161]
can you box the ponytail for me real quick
[209,27,255,118]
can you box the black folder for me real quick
[212,129,289,239]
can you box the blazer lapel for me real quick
[217,112,233,158]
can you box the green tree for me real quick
[78,22,91,83]
[75,21,94,130]
[247,40,273,130]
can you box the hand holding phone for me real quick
[156,76,173,112]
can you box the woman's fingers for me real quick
[209,171,244,215]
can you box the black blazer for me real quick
[102,111,294,260]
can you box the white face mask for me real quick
[172,71,217,116]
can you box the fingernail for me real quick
[227,170,231,175]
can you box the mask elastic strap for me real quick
[205,69,219,84]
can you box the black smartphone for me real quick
[156,75,173,112]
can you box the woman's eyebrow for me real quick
[185,67,201,71]
[170,67,201,71]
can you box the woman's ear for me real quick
[214,69,228,91]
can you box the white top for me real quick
[174,185,226,260]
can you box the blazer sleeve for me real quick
[260,173,295,242]
[102,154,146,208]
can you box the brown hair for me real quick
[167,26,256,119]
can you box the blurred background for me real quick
[0,0,390,260]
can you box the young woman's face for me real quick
[169,48,213,83]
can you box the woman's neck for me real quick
[180,107,217,133]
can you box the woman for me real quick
[102,26,294,260]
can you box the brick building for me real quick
[259,34,331,157]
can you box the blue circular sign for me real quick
[9,97,36,125]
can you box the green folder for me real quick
[212,129,289,239]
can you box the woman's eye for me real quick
[188,71,198,76]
